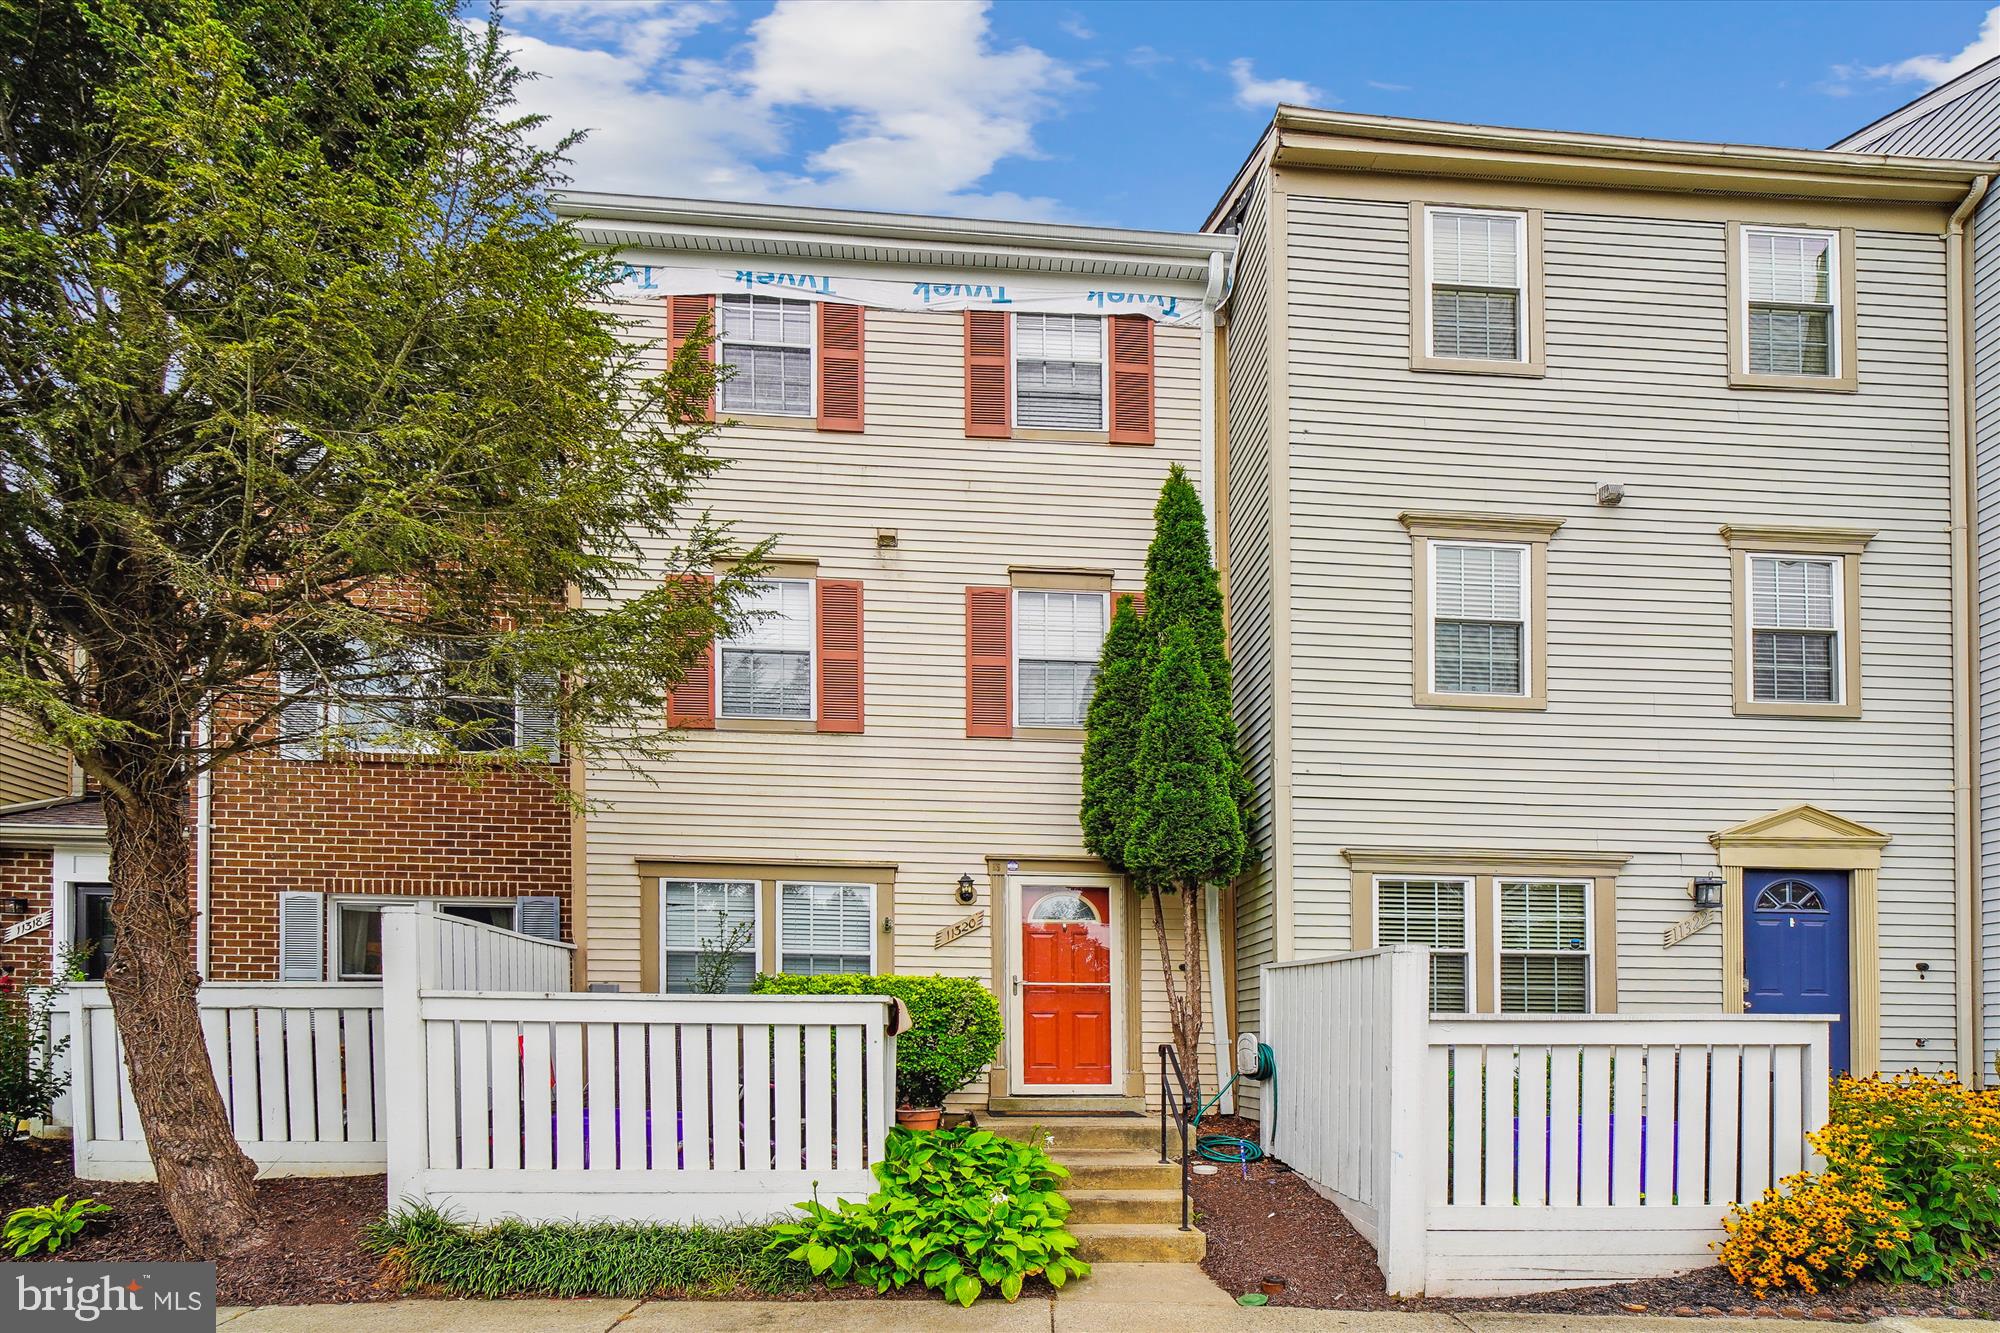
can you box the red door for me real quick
[1019,885,1113,1086]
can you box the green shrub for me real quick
[5,1195,111,1257]
[362,1205,805,1298]
[0,954,80,1145]
[770,1126,1089,1305]
[752,973,1001,1109]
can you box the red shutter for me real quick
[966,586,1012,737]
[1109,316,1155,445]
[668,294,716,423]
[816,578,865,733]
[817,303,865,432]
[1118,591,1144,619]
[667,573,716,729]
[964,311,1011,438]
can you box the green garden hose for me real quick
[1192,1041,1274,1165]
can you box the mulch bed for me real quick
[1190,1114,2000,1321]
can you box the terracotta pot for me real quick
[1259,1277,1287,1298]
[895,1106,943,1131]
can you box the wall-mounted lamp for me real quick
[1690,877,1724,911]
[1596,482,1626,507]
[3,897,28,916]
[956,873,977,906]
[1916,961,1932,979]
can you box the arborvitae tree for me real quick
[1079,593,1146,872]
[0,0,759,1255]
[1141,464,1252,827]
[1124,624,1246,1088]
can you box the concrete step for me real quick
[983,1114,1161,1153]
[987,1092,1147,1116]
[1070,1222,1207,1264]
[1055,1150,1182,1191]
[1064,1188,1184,1226]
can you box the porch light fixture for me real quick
[3,897,27,915]
[955,873,977,906]
[1690,877,1724,911]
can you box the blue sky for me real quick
[493,0,2000,230]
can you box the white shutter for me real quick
[514,895,561,940]
[278,892,326,981]
[514,671,560,758]
[277,668,327,760]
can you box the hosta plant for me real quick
[5,1195,111,1257]
[771,1126,1090,1305]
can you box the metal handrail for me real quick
[1157,1043,1197,1232]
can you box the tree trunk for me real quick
[1148,882,1207,1112]
[100,778,265,1257]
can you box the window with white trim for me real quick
[333,898,514,981]
[1376,878,1471,1013]
[662,879,757,993]
[1014,314,1105,430]
[1749,554,1841,704]
[285,641,553,757]
[719,578,815,720]
[1425,207,1526,362]
[1015,589,1107,728]
[1743,227,1838,378]
[778,882,876,975]
[1431,541,1527,696]
[1498,879,1591,1013]
[718,294,814,416]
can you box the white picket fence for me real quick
[1261,948,1831,1296]
[432,910,573,992]
[65,982,388,1180]
[381,905,898,1224]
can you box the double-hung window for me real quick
[1424,207,1527,363]
[1015,589,1107,728]
[1431,542,1527,697]
[718,294,814,417]
[1742,227,1837,379]
[719,578,815,720]
[778,882,877,975]
[1014,314,1105,430]
[1376,878,1472,1013]
[662,879,757,993]
[290,641,552,757]
[1498,879,1591,1014]
[1749,554,1840,705]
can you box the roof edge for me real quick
[1832,55,2000,152]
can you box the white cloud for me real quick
[491,0,1076,219]
[1057,12,1094,40]
[1366,80,1411,94]
[1831,5,2000,91]
[1228,57,1324,111]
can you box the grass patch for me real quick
[363,1204,808,1299]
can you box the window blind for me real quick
[718,295,814,416]
[663,880,756,993]
[1429,211,1522,361]
[1500,880,1589,1014]
[1434,544,1525,695]
[780,883,874,975]
[1376,878,1470,1013]
[721,579,813,719]
[1016,590,1106,727]
[1746,231,1833,376]
[1750,557,1838,703]
[1015,314,1104,429]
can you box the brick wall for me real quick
[204,754,571,980]
[0,846,54,987]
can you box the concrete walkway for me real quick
[212,1264,2000,1332]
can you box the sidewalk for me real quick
[212,1265,2000,1332]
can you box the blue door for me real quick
[1743,869,1850,1073]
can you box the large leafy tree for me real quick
[0,0,757,1255]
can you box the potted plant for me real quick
[751,974,1002,1131]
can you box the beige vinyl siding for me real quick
[1279,187,1957,1072]
[1220,181,1278,1116]
[584,296,1205,1107]
[0,712,69,807]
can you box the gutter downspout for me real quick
[195,713,212,981]
[1201,246,1237,1113]
[1949,175,1988,1082]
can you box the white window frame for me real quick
[716,293,817,418]
[1493,877,1594,1015]
[1423,206,1529,363]
[775,880,879,975]
[1745,551,1845,706]
[717,577,817,722]
[1428,539,1531,699]
[1738,225,1842,380]
[1375,875,1475,1014]
[1012,313,1109,431]
[328,894,517,982]
[659,878,763,991]
[1012,587,1109,730]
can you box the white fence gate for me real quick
[1262,948,1831,1296]
[380,904,898,1224]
